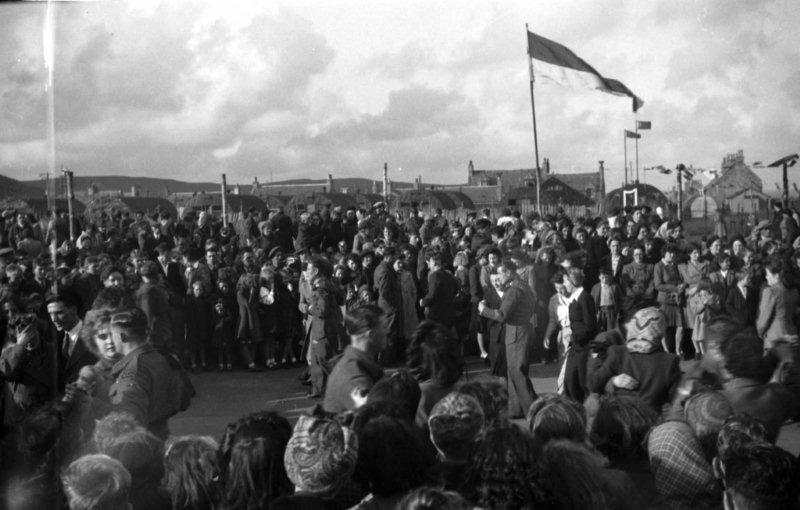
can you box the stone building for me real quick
[704,150,764,210]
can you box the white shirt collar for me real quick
[68,320,83,343]
[569,286,584,302]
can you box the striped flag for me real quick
[625,130,641,139]
[637,120,651,130]
[527,30,644,112]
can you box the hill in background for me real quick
[20,175,421,196]
[0,174,39,199]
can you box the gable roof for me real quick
[704,163,763,195]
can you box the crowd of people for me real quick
[1,199,800,509]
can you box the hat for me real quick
[625,307,665,353]
[357,220,370,230]
[138,260,160,278]
[0,247,14,258]
[284,415,358,494]
[2,209,15,219]
[428,392,485,452]
[268,247,284,259]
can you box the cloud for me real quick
[1,0,799,192]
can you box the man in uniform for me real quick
[108,307,193,439]
[479,258,537,418]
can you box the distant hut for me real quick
[181,193,266,218]
[7,197,87,218]
[441,191,476,210]
[397,190,458,211]
[286,192,360,216]
[506,176,594,215]
[604,183,672,213]
[83,196,177,222]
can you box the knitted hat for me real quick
[625,307,665,353]
[284,415,358,494]
[428,392,485,456]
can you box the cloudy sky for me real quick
[1,0,799,192]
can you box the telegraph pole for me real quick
[221,174,228,227]
[62,166,75,241]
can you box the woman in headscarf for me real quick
[587,307,681,412]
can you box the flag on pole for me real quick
[527,30,644,112]
[625,130,641,139]
[637,120,651,130]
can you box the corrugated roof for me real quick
[506,176,594,207]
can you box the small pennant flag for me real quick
[637,120,651,130]
[527,31,644,112]
[625,130,641,139]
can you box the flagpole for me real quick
[624,130,628,187]
[635,121,640,184]
[526,24,542,215]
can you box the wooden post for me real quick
[221,174,228,227]
[62,167,75,241]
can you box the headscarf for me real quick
[625,307,665,353]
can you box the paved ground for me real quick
[170,357,800,455]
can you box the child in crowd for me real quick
[186,281,214,371]
[591,268,622,333]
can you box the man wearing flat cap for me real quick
[108,307,193,439]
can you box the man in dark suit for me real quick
[479,258,538,418]
[373,246,402,365]
[46,292,96,392]
[560,267,597,403]
[420,250,458,329]
[725,269,757,327]
[156,243,186,355]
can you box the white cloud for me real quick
[0,0,798,192]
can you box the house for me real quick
[704,150,763,206]
[725,188,770,214]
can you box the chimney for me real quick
[468,160,475,183]
[544,157,551,174]
[416,175,422,191]
[371,180,378,194]
[327,173,335,193]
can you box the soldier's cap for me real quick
[110,308,148,334]
[138,260,160,278]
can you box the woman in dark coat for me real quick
[236,251,264,371]
[588,307,681,412]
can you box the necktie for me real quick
[62,332,71,363]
